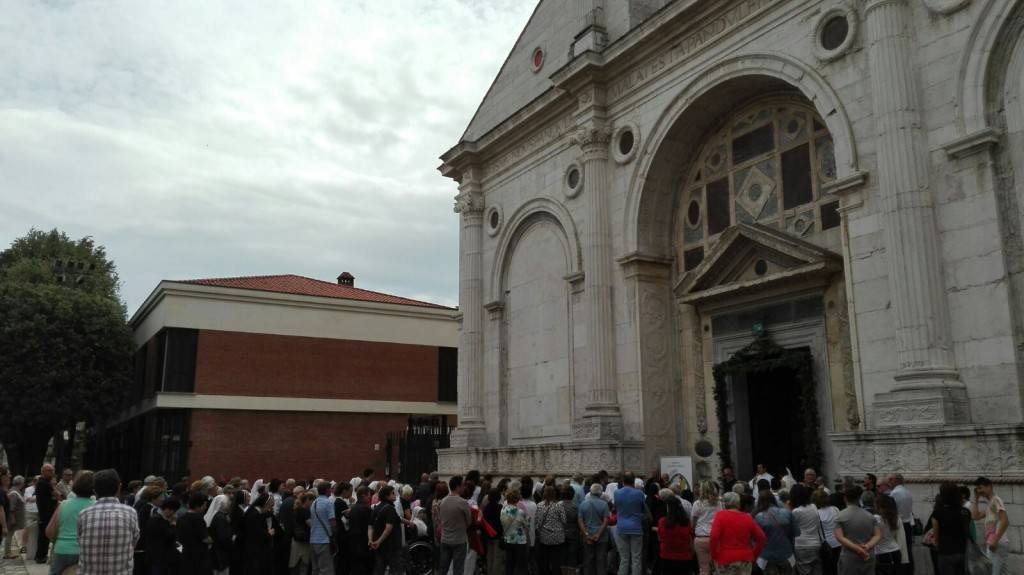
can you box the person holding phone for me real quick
[971,477,1009,575]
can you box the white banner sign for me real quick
[660,456,694,489]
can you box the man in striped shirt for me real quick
[77,469,139,575]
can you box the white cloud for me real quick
[0,0,535,311]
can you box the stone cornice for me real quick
[822,171,870,196]
[942,127,1001,159]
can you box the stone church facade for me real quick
[439,0,1024,555]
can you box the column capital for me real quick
[453,191,484,216]
[454,165,484,215]
[573,121,612,160]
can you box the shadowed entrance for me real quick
[714,335,821,478]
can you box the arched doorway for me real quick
[626,67,861,482]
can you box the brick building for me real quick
[90,273,458,483]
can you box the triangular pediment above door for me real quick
[675,223,842,305]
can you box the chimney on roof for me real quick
[337,272,355,286]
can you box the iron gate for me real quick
[385,416,453,483]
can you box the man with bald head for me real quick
[34,463,56,563]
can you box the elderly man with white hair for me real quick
[578,483,611,575]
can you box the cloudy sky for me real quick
[0,0,535,314]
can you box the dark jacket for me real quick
[144,514,180,571]
[243,507,274,575]
[348,502,373,558]
[177,511,213,575]
[209,511,233,571]
[278,496,295,536]
[35,478,56,519]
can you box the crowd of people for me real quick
[0,463,1012,575]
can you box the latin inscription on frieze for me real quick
[483,115,576,179]
[608,0,784,101]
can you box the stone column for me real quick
[451,167,488,446]
[865,0,969,425]
[574,113,623,439]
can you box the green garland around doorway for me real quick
[711,334,823,475]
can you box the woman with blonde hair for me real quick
[691,481,722,575]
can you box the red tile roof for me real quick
[171,274,453,310]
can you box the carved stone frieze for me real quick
[438,443,645,476]
[833,287,861,429]
[832,426,1024,478]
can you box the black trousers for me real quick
[35,514,52,562]
[536,543,564,575]
[902,522,915,575]
[505,543,530,575]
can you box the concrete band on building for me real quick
[90,274,460,482]
[439,0,1024,569]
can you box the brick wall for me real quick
[188,409,408,482]
[194,330,439,402]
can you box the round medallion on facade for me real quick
[531,47,545,73]
[564,162,584,198]
[813,5,857,62]
[612,122,640,164]
[695,440,714,458]
[485,205,503,236]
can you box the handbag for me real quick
[312,499,338,557]
[817,516,833,566]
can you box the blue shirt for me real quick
[579,495,610,542]
[310,496,335,544]
[755,507,797,563]
[614,487,645,536]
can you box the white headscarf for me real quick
[634,478,644,489]
[351,477,362,489]
[251,479,264,500]
[205,494,229,527]
[781,468,796,490]
[368,481,380,492]
[604,482,619,502]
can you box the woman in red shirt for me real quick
[657,490,695,575]
[709,492,766,575]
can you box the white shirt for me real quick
[521,499,537,546]
[749,473,774,490]
[818,506,840,548]
[890,485,913,523]
[691,500,721,537]
[873,515,902,554]
[24,486,37,513]
[793,504,823,548]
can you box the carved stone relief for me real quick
[833,427,1024,478]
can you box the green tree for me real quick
[0,229,133,476]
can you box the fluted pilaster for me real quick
[575,121,623,439]
[452,169,487,444]
[865,0,968,425]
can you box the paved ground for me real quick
[0,557,48,575]
[0,558,29,575]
